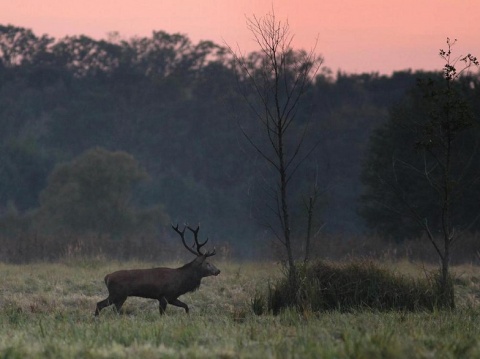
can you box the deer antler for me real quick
[188,225,216,257]
[172,224,198,256]
[172,224,216,257]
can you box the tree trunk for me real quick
[278,128,295,276]
[440,241,454,308]
[304,196,313,264]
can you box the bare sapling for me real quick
[94,225,220,316]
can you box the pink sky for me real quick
[3,0,480,74]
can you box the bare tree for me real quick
[413,39,478,307]
[367,39,479,307]
[228,11,323,276]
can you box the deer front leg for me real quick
[158,297,167,315]
[113,297,127,314]
[168,298,189,313]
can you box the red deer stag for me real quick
[94,225,220,316]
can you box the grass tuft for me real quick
[261,260,452,314]
[251,292,266,316]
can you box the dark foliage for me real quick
[36,147,161,238]
[360,73,480,240]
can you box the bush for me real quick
[256,260,449,315]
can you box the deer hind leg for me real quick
[158,297,167,315]
[168,298,189,313]
[95,297,112,316]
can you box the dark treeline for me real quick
[0,24,471,261]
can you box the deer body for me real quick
[95,226,220,316]
[105,266,201,300]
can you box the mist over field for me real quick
[0,24,479,263]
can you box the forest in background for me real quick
[1,25,478,261]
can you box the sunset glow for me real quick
[2,0,480,74]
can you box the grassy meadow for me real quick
[0,259,480,358]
